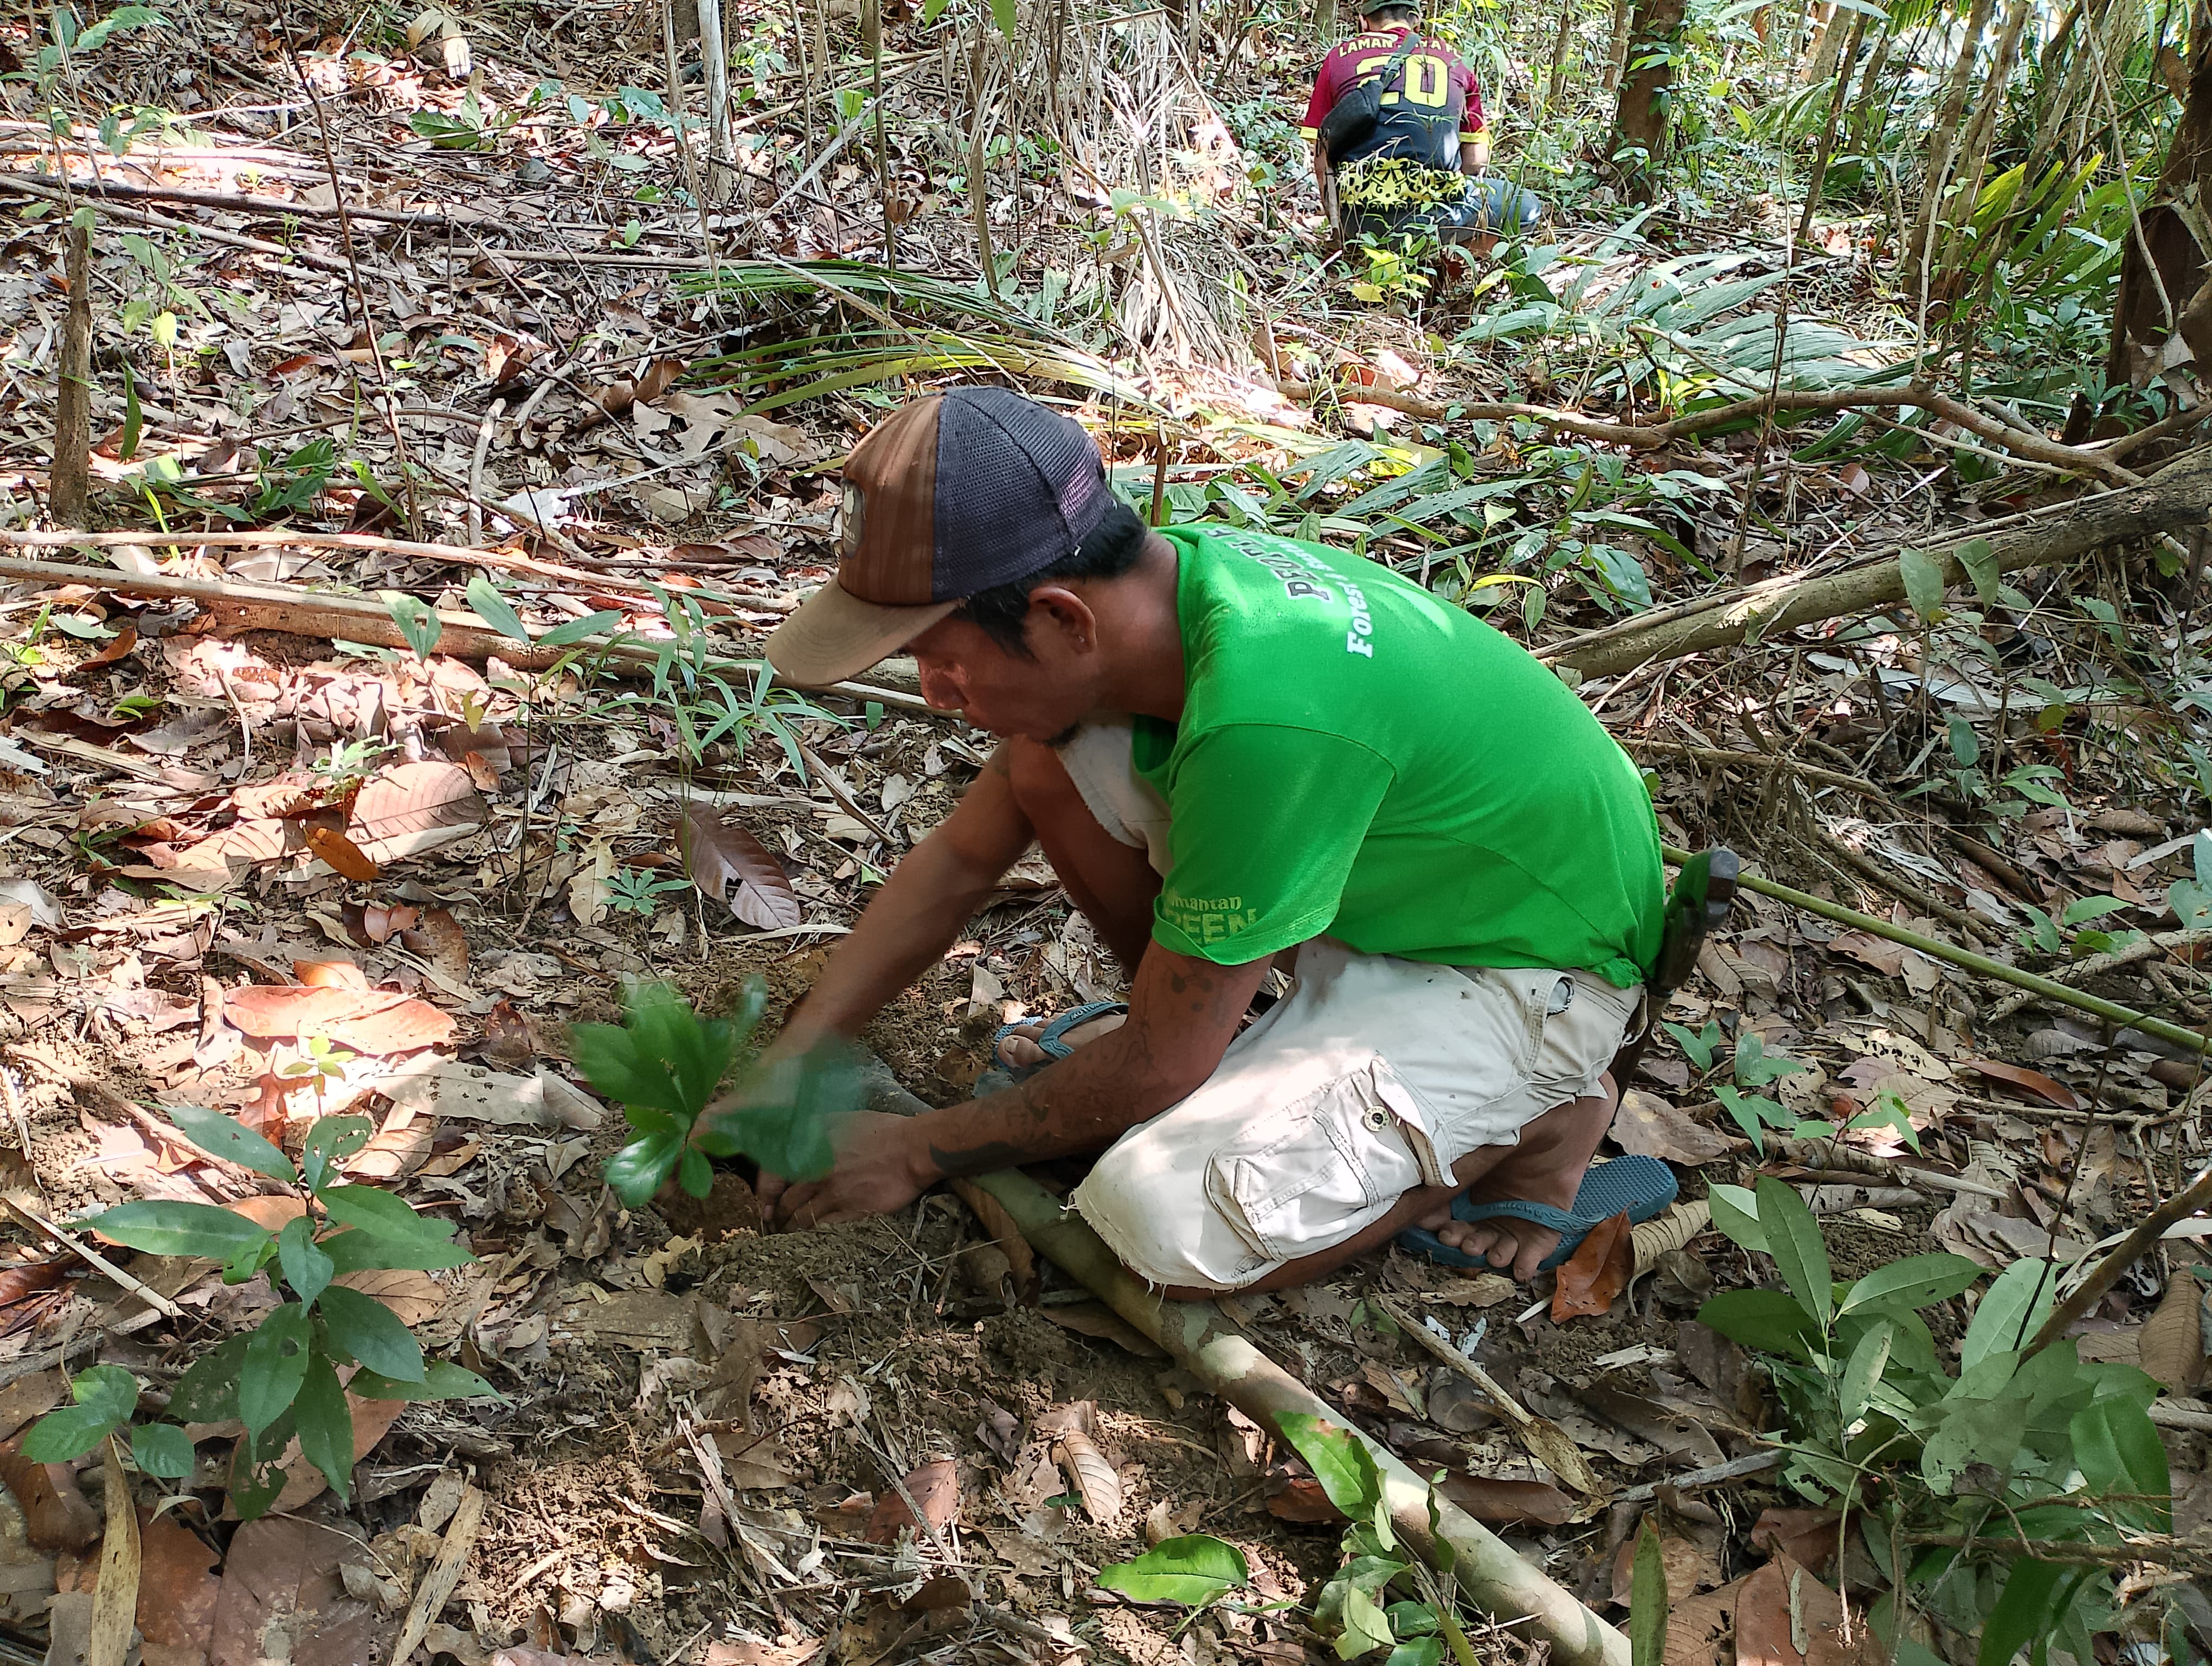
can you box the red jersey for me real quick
[1300,25,1487,150]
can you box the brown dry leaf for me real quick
[267,1394,406,1514]
[0,1434,100,1549]
[1039,1302,1168,1360]
[207,1512,393,1666]
[333,1268,444,1327]
[1750,1507,1844,1575]
[1427,1272,1516,1306]
[1436,1473,1573,1526]
[862,1458,958,1543]
[1577,1382,1725,1465]
[397,907,470,988]
[1552,1210,1634,1322]
[1611,1091,1739,1165]
[346,761,485,865]
[1632,1201,1712,1278]
[589,355,685,417]
[137,1509,221,1666]
[2140,1267,2205,1393]
[1609,1533,1714,1605]
[1264,1472,1340,1523]
[294,960,368,990]
[479,999,535,1072]
[222,985,454,1055]
[78,626,139,669]
[359,904,419,946]
[1958,1058,2082,1111]
[0,1370,65,1444]
[304,828,380,883]
[0,1258,69,1307]
[946,1177,1038,1303]
[1035,1403,1121,1524]
[1663,1573,1746,1666]
[1825,931,1907,976]
[680,802,801,930]
[1733,1552,1879,1665]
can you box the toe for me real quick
[996,1024,1046,1068]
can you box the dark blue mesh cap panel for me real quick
[929,389,1107,599]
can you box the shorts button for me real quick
[1365,1108,1389,1129]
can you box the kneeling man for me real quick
[743,387,1667,1295]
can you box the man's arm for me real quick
[1314,139,1333,206]
[772,940,1272,1226]
[1461,134,1489,174]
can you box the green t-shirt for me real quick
[1135,524,1663,988]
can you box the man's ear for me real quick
[1025,586,1100,654]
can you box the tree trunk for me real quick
[2106,0,2212,390]
[1799,0,1840,82]
[1797,12,1868,242]
[1902,0,1996,294]
[1315,0,1337,46]
[1927,0,2036,284]
[1602,0,1633,91]
[48,222,90,528]
[1544,0,1578,109]
[1609,0,1686,201]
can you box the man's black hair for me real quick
[951,497,1152,657]
[1365,2,1420,21]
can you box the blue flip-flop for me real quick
[982,1001,1128,1087]
[1398,1154,1679,1274]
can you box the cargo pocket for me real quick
[1204,1058,1448,1265]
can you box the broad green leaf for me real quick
[1954,537,1998,604]
[1976,1557,2062,1666]
[1628,1521,1668,1666]
[166,1335,247,1422]
[295,1349,356,1502]
[1383,1642,1443,1666]
[1096,1535,1249,1605]
[278,1216,335,1308]
[163,1104,295,1183]
[1713,1086,1774,1155]
[1695,1289,1817,1357]
[464,574,532,643]
[86,1200,273,1261]
[317,1285,427,1382]
[1898,547,1946,623]
[1838,1253,1983,1316]
[348,1361,503,1402]
[1278,1412,1386,1525]
[300,1115,374,1194]
[2069,1397,2170,1529]
[1838,1320,1893,1426]
[380,591,442,658]
[1962,1259,2056,1373]
[1733,1031,1809,1088]
[318,1228,474,1273]
[317,1186,455,1243]
[535,610,622,648]
[603,1126,684,1208]
[1754,1176,1832,1328]
[240,1304,311,1438]
[987,0,1017,39]
[678,1146,713,1199]
[228,1412,295,1521]
[22,1364,139,1462]
[1706,1183,1766,1253]
[131,1422,196,1479]
[1338,1582,1395,1661]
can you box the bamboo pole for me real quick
[971,1169,1631,1666]
[1660,845,2212,1054]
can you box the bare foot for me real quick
[1417,1078,1619,1280]
[996,1009,1126,1072]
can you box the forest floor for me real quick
[0,3,2203,1666]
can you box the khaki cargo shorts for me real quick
[1050,723,1642,1293]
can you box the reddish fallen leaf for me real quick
[1750,1507,1844,1575]
[588,354,685,417]
[0,1433,100,1548]
[479,999,535,1071]
[1610,1530,1716,1604]
[1733,1552,1877,1665]
[137,1508,221,1666]
[269,1391,406,1513]
[1263,1471,1341,1523]
[458,751,500,792]
[305,826,380,883]
[1958,1058,2081,1111]
[680,801,801,930]
[223,984,454,1054]
[1552,1209,1635,1322]
[206,1514,394,1665]
[345,760,485,865]
[398,907,470,986]
[0,1259,69,1308]
[293,960,368,990]
[863,1458,958,1543]
[360,903,420,945]
[1437,1473,1573,1526]
[78,626,138,670]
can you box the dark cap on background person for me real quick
[765,387,1114,687]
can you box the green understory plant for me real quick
[1697,1177,2172,1666]
[25,1106,495,1515]
[571,978,852,1206]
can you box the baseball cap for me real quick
[766,388,1114,687]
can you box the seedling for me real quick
[22,1106,493,1513]
[571,979,853,1206]
[607,868,689,916]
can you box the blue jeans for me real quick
[1340,175,1545,244]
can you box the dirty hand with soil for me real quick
[734,388,1669,1295]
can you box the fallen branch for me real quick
[1546,447,2212,680]
[0,170,496,232]
[1985,930,2212,1022]
[0,172,352,274]
[2027,1162,2212,1355]
[1662,844,2212,1055]
[972,1169,1629,1666]
[0,552,932,711]
[1277,376,2146,486]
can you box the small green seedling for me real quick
[570,978,853,1206]
[23,1106,494,1513]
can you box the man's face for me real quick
[904,596,1100,742]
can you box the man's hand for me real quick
[761,1111,932,1227]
